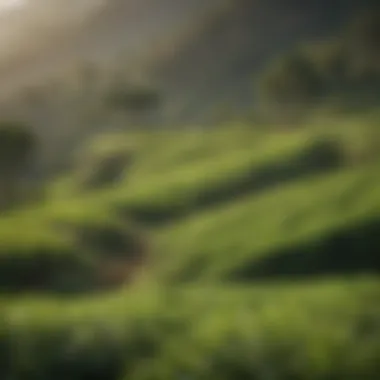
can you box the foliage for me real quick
[0,208,147,293]
[156,161,380,282]
[0,122,37,176]
[259,52,323,107]
[0,279,379,380]
[0,118,380,378]
[258,9,380,116]
[75,141,136,190]
[0,122,38,209]
[107,84,161,114]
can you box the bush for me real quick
[2,280,378,380]
[0,122,38,209]
[0,242,93,293]
[73,139,136,190]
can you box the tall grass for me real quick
[0,278,379,380]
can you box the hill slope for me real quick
[1,117,380,379]
[0,0,378,120]
[1,117,380,292]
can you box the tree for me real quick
[345,9,380,53]
[257,51,324,122]
[257,8,380,119]
[106,82,161,128]
[78,145,135,190]
[260,52,323,103]
[0,122,37,210]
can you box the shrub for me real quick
[0,122,38,209]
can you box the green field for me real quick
[1,117,380,379]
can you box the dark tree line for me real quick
[0,61,162,181]
[0,122,37,210]
[258,9,380,117]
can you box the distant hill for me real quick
[0,0,377,122]
[153,0,379,122]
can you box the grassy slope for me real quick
[156,161,380,282]
[1,120,379,288]
[1,278,379,379]
[0,127,326,292]
[1,118,380,379]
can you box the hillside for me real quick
[153,0,369,121]
[0,0,379,181]
[1,278,379,380]
[1,116,380,378]
[0,2,380,377]
[0,0,378,121]
[2,116,380,287]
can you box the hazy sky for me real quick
[0,0,220,97]
[0,0,103,49]
[0,0,216,62]
[0,0,26,12]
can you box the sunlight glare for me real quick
[0,0,26,11]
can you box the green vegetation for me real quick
[1,8,380,377]
[0,122,37,209]
[0,114,379,379]
[157,162,380,282]
[0,207,146,293]
[258,9,380,118]
[1,278,379,380]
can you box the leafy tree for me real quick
[262,53,323,103]
[345,10,380,53]
[78,146,134,190]
[257,9,380,118]
[0,122,37,209]
[309,42,348,90]
[258,51,324,122]
[106,82,161,127]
